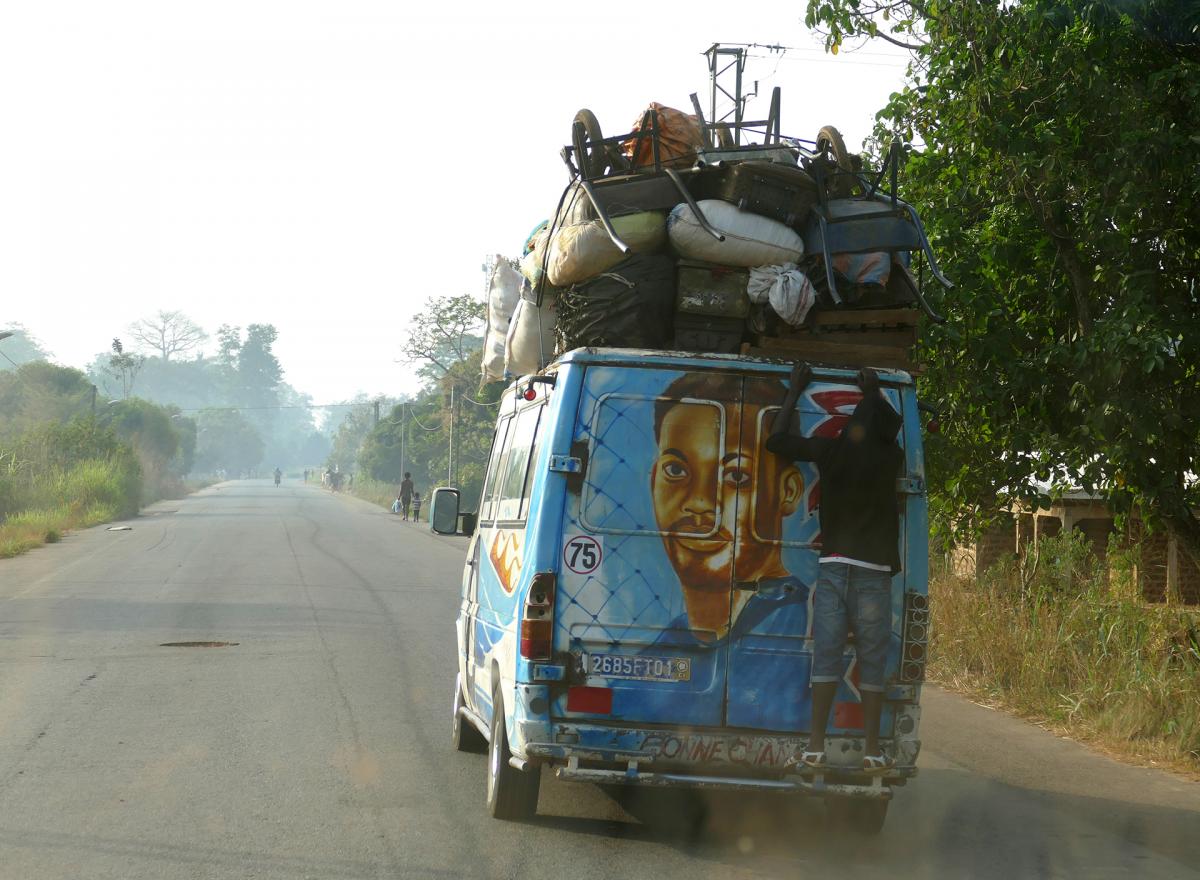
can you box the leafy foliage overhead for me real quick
[806,0,1200,562]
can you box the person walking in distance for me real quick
[410,491,422,522]
[767,362,903,775]
[399,472,414,521]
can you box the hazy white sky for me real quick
[0,1,909,404]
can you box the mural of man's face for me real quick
[651,396,802,635]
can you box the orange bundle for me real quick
[621,103,703,170]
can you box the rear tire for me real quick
[485,690,540,820]
[451,674,487,754]
[825,795,889,834]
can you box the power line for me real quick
[717,40,911,61]
[409,410,441,432]
[172,402,383,413]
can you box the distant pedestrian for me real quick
[399,472,414,520]
[410,491,422,522]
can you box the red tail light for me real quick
[567,686,613,715]
[519,572,556,660]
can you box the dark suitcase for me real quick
[673,313,745,354]
[690,161,819,228]
[556,254,676,351]
[676,260,750,319]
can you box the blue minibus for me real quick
[450,348,928,831]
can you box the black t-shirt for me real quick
[766,390,904,574]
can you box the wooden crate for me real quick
[746,305,922,371]
[743,337,916,372]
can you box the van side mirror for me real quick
[430,488,460,535]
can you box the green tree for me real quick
[358,352,501,508]
[102,338,145,400]
[194,409,264,476]
[0,324,51,371]
[327,401,377,475]
[807,0,1200,561]
[0,362,94,438]
[401,293,486,382]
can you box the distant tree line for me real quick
[1,314,331,477]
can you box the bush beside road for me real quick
[930,532,1200,778]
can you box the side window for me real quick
[518,404,548,520]
[495,404,542,522]
[478,416,511,524]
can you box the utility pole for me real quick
[399,403,406,483]
[706,43,749,146]
[373,399,380,427]
[447,386,455,487]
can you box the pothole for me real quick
[159,641,239,648]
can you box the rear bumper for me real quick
[519,724,918,801]
[553,760,894,800]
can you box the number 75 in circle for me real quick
[563,535,601,574]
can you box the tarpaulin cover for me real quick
[556,253,676,351]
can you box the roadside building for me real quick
[951,492,1200,604]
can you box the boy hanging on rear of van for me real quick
[767,362,903,774]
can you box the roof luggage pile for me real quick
[481,89,952,384]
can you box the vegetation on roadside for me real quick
[0,363,192,557]
[930,532,1200,774]
[806,0,1200,565]
[332,292,501,512]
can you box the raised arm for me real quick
[766,362,834,462]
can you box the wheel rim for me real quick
[488,725,500,799]
[451,676,463,739]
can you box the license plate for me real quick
[588,652,691,682]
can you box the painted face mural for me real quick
[650,374,803,635]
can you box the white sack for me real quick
[546,212,668,287]
[488,258,523,328]
[668,200,804,267]
[504,295,557,376]
[481,259,524,383]
[747,262,817,327]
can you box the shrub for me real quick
[931,532,1200,769]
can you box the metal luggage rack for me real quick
[553,93,951,323]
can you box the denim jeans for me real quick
[810,562,892,692]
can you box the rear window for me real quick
[581,393,724,536]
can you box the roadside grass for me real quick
[0,457,137,558]
[930,531,1200,777]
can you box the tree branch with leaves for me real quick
[400,293,486,381]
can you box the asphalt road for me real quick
[1,481,1197,880]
